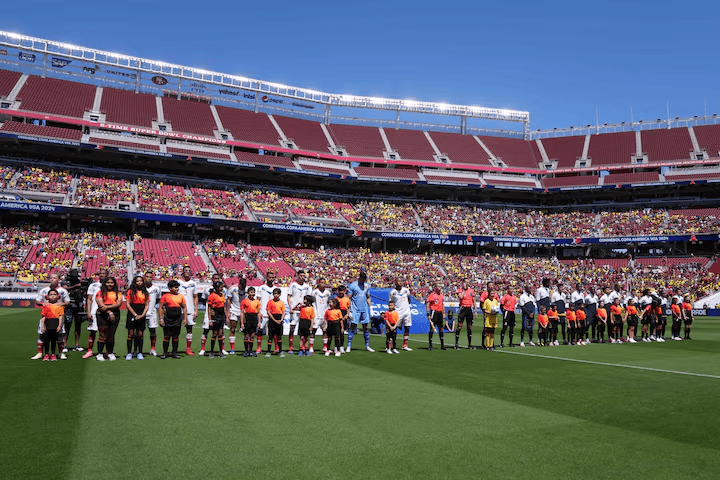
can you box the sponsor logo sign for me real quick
[152,75,168,85]
[18,52,35,63]
[51,57,72,68]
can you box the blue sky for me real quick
[2,0,718,131]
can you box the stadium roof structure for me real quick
[0,30,530,135]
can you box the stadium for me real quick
[2,28,720,480]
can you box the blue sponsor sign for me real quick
[0,201,61,213]
[51,57,72,68]
[369,288,430,334]
[18,52,35,63]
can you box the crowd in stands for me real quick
[77,232,129,288]
[11,167,72,194]
[18,231,81,282]
[133,235,212,281]
[203,239,259,284]
[345,201,419,231]
[0,165,15,190]
[74,175,133,208]
[190,187,246,219]
[137,180,194,216]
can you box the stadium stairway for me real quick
[197,244,217,275]
[127,239,136,280]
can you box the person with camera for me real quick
[64,268,86,352]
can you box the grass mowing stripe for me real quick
[494,348,720,379]
[0,311,89,480]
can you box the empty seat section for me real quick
[383,128,435,161]
[89,137,160,151]
[428,131,491,165]
[664,172,720,181]
[328,124,385,158]
[100,87,157,127]
[541,136,585,168]
[17,75,95,118]
[0,69,22,97]
[215,106,280,146]
[542,175,599,189]
[166,146,231,159]
[479,136,539,168]
[641,128,693,162]
[603,172,660,184]
[587,131,635,166]
[354,166,420,180]
[1,120,82,141]
[693,124,720,157]
[161,97,217,136]
[235,151,295,168]
[273,115,329,152]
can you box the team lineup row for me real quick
[33,267,696,362]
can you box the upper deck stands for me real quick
[423,172,483,185]
[383,128,435,161]
[100,87,157,127]
[587,131,636,166]
[328,124,385,158]
[354,166,420,181]
[429,131,492,166]
[166,146,232,160]
[693,124,720,157]
[235,151,295,168]
[603,172,660,185]
[0,69,22,98]
[641,128,694,162]
[89,136,160,151]
[664,171,720,182]
[17,75,96,118]
[484,177,537,188]
[160,97,217,137]
[542,175,599,189]
[215,106,280,146]
[273,115,329,153]
[479,136,539,168]
[541,135,585,169]
[1,120,82,141]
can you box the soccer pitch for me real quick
[2,308,720,480]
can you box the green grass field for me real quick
[2,308,720,480]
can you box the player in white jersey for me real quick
[389,278,413,351]
[311,278,332,353]
[80,268,108,359]
[256,271,276,354]
[178,266,199,356]
[226,274,246,354]
[143,270,162,356]
[286,270,312,354]
[32,273,70,360]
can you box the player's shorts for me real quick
[351,309,369,325]
[298,319,312,337]
[397,311,412,328]
[627,315,638,327]
[522,314,534,332]
[163,324,181,338]
[268,321,283,338]
[287,312,300,326]
[502,311,516,327]
[146,314,158,329]
[186,311,197,327]
[484,315,498,329]
[659,315,667,326]
[229,312,241,322]
[549,318,559,331]
[430,311,444,326]
[641,314,651,325]
[126,316,147,331]
[585,310,596,325]
[210,316,226,332]
[684,316,693,326]
[326,321,341,337]
[87,313,98,332]
[259,315,269,330]
[458,306,473,325]
[312,317,324,330]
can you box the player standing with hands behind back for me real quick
[159,280,187,359]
